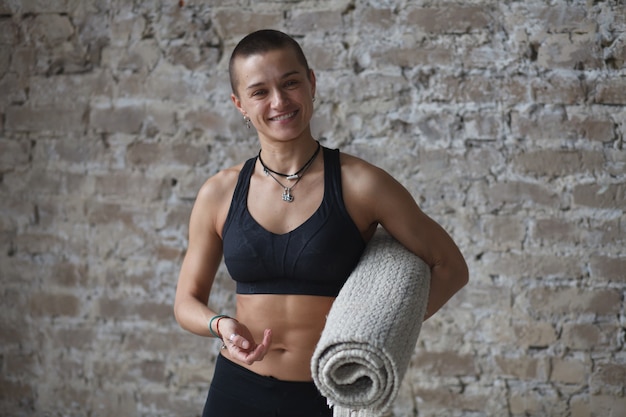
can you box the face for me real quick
[230,48,316,143]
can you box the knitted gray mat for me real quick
[311,228,431,417]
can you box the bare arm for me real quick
[342,154,468,320]
[173,170,271,364]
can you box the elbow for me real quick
[173,295,185,328]
[173,302,181,327]
[454,258,469,291]
[459,260,469,288]
[433,257,468,293]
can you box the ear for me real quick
[231,93,246,117]
[309,69,317,99]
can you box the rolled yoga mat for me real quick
[311,228,431,417]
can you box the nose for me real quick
[271,88,289,108]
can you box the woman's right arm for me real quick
[174,174,231,337]
[173,170,272,363]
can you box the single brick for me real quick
[481,214,526,251]
[28,72,114,106]
[145,101,177,135]
[532,218,584,247]
[531,73,587,105]
[0,18,18,45]
[537,33,603,70]
[480,252,584,280]
[509,383,565,415]
[561,323,619,351]
[510,108,588,141]
[29,14,74,46]
[435,74,498,103]
[572,183,625,209]
[213,10,281,37]
[6,105,87,133]
[125,142,163,166]
[513,321,557,348]
[288,10,344,33]
[550,357,589,384]
[94,173,166,201]
[470,180,559,209]
[405,6,490,34]
[29,292,80,317]
[118,39,161,72]
[0,138,30,170]
[140,360,165,382]
[570,394,591,417]
[374,44,455,68]
[358,8,394,30]
[96,297,172,323]
[463,111,502,140]
[594,76,626,105]
[52,326,95,350]
[535,5,589,33]
[512,149,604,177]
[527,287,621,316]
[494,355,547,380]
[588,255,626,284]
[172,143,210,167]
[414,350,478,377]
[590,395,626,417]
[17,0,70,14]
[89,103,146,134]
[591,363,626,390]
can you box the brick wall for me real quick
[0,0,624,416]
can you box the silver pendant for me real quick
[282,188,294,202]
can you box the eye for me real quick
[251,89,267,97]
[285,80,299,88]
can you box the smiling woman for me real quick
[173,29,468,417]
[231,48,317,148]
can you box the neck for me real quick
[257,138,320,175]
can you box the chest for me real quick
[247,168,325,235]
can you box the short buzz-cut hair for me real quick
[228,29,311,95]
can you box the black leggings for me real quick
[202,354,332,417]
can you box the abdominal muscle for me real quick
[221,293,335,382]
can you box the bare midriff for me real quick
[221,293,336,382]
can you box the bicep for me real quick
[368,169,464,270]
[175,188,225,305]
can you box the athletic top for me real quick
[222,146,366,296]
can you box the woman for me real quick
[174,29,468,417]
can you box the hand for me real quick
[222,320,272,365]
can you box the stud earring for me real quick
[243,115,251,129]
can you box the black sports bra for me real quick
[222,146,366,296]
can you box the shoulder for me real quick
[196,162,245,203]
[190,160,247,235]
[336,150,405,230]
[338,150,397,194]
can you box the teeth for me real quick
[272,112,296,121]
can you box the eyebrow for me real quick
[245,70,301,91]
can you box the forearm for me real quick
[423,261,468,320]
[174,294,228,338]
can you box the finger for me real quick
[251,329,273,360]
[242,345,266,365]
[229,333,250,350]
[239,330,272,365]
[260,328,272,348]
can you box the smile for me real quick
[270,111,298,122]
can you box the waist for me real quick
[228,294,335,381]
[222,347,316,381]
